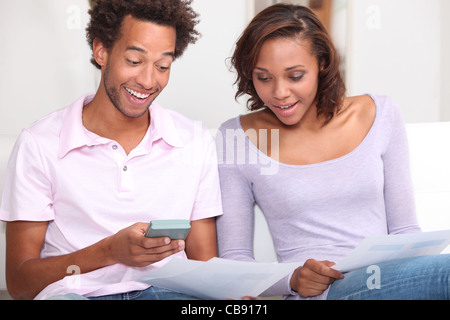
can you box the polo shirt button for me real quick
[112,145,118,150]
[123,165,128,172]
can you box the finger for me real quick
[310,260,344,280]
[133,241,185,267]
[129,238,182,261]
[300,268,336,288]
[326,266,345,280]
[134,250,178,267]
[133,222,150,235]
[297,276,331,298]
[140,236,172,249]
[142,238,185,254]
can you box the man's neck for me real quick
[82,92,151,155]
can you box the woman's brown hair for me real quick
[231,4,346,124]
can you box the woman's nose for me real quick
[273,79,290,101]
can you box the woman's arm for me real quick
[381,98,421,234]
[216,166,256,262]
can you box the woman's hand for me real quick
[290,259,344,298]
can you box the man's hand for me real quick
[5,221,186,299]
[290,259,344,298]
[108,222,185,267]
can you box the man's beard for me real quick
[103,64,152,119]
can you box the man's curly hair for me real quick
[86,0,200,69]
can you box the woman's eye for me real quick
[290,73,305,81]
[256,75,271,82]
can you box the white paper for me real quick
[138,257,299,300]
[334,230,450,273]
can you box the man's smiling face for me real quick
[99,15,176,119]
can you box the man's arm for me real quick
[184,217,218,261]
[5,221,184,300]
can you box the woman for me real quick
[216,4,450,300]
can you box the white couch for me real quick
[1,122,450,291]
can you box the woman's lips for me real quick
[273,101,299,117]
[274,102,298,110]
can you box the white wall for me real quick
[0,0,247,135]
[157,0,248,130]
[440,0,450,121]
[0,0,97,135]
[346,0,443,124]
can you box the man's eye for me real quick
[127,59,140,65]
[157,65,170,71]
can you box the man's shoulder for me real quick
[25,108,65,138]
[157,104,198,127]
[153,103,213,143]
[26,94,90,137]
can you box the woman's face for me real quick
[252,37,320,126]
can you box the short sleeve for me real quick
[0,129,54,222]
[189,127,223,221]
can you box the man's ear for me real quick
[92,38,109,68]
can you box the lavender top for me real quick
[215,95,421,300]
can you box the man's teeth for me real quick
[125,88,150,99]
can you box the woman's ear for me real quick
[318,59,325,73]
[92,38,108,68]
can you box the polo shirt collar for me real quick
[58,94,184,158]
[149,102,184,149]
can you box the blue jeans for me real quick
[49,286,201,300]
[327,255,450,300]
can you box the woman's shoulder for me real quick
[340,95,376,119]
[218,115,241,131]
[346,94,402,116]
[240,109,277,132]
[339,94,405,140]
[333,95,376,134]
[348,94,404,126]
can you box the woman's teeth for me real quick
[125,88,150,99]
[279,103,296,110]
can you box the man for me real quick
[0,0,222,300]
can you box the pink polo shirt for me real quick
[0,94,222,299]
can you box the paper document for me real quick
[138,257,298,300]
[334,230,450,273]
